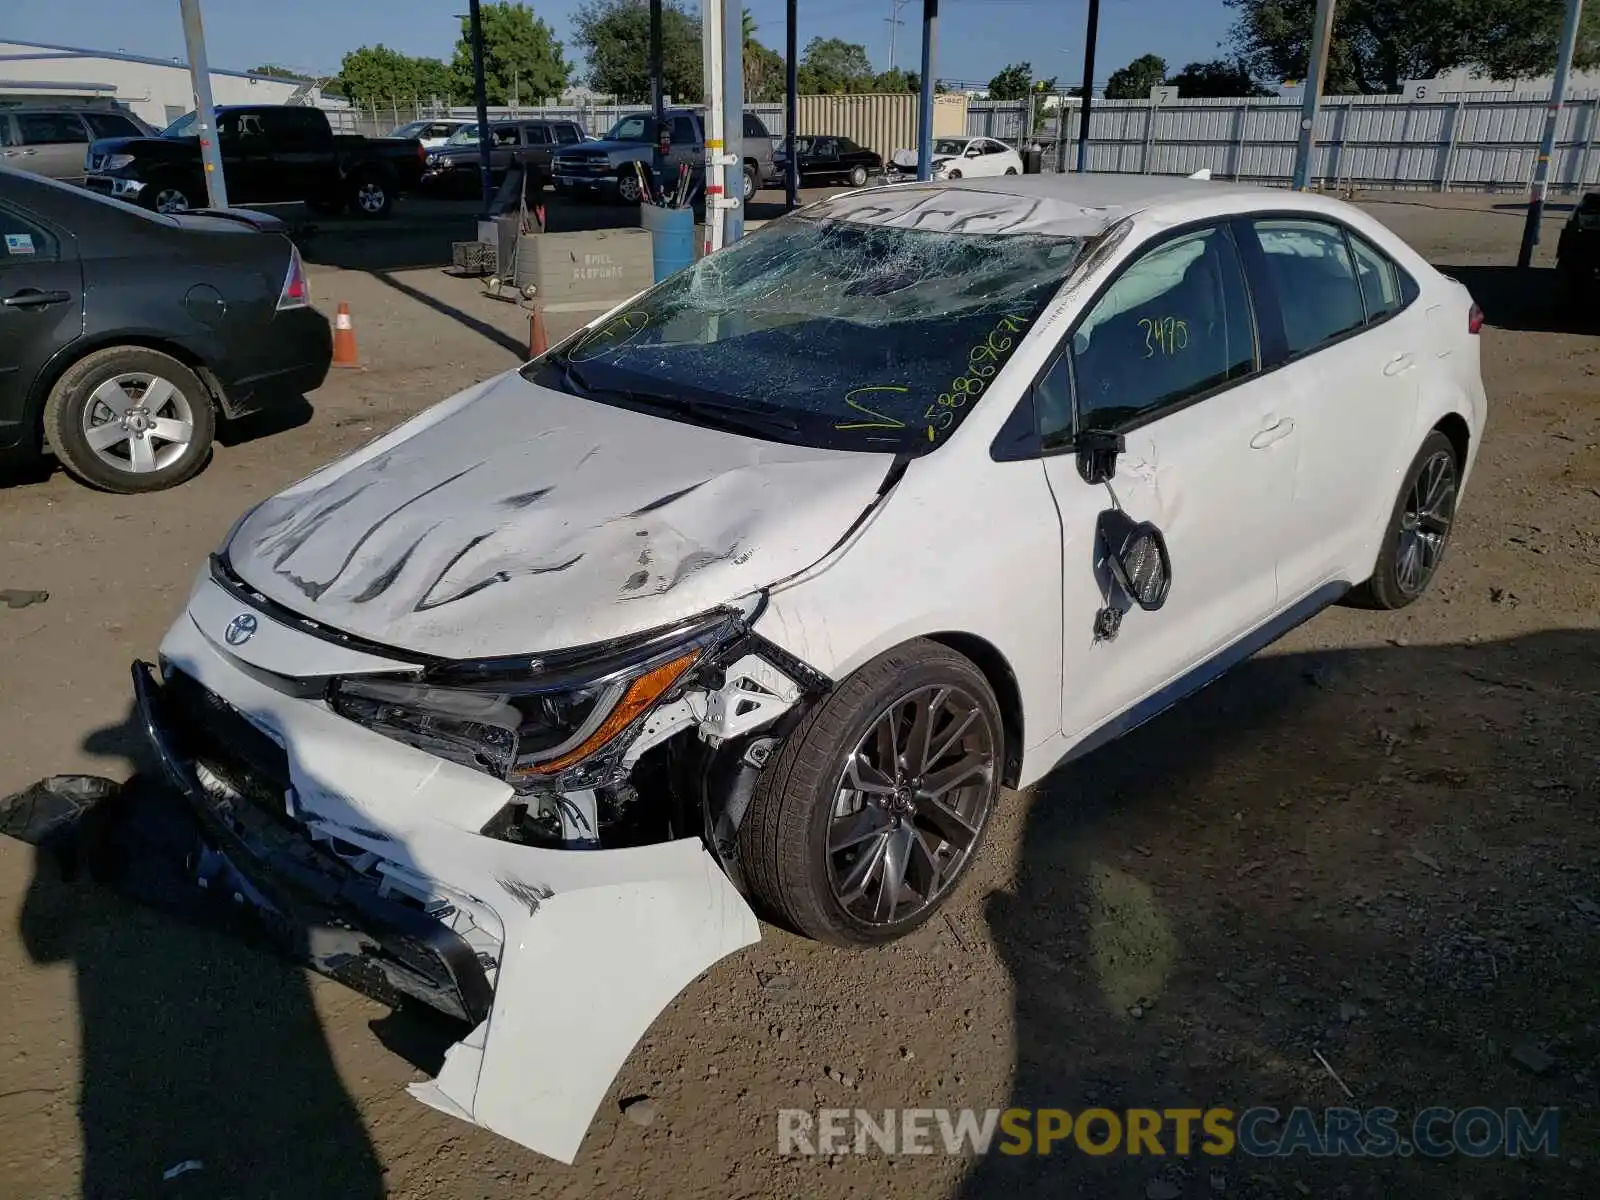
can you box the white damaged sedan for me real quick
[134,174,1486,1161]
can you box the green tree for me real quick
[986,62,1033,100]
[574,0,702,103]
[338,45,451,106]
[248,64,310,80]
[1165,58,1272,97]
[451,2,569,104]
[797,37,876,93]
[870,67,919,92]
[1104,53,1167,99]
[1226,0,1599,94]
[741,9,787,102]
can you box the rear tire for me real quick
[142,181,196,214]
[44,347,216,494]
[347,172,394,219]
[848,165,869,187]
[737,639,1004,946]
[1348,430,1460,609]
[742,162,757,202]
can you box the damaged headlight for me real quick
[326,600,760,786]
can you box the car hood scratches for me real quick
[227,369,894,659]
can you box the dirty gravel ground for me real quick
[0,194,1595,1200]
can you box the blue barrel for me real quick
[649,205,696,281]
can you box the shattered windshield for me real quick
[524,213,1083,454]
[934,138,968,156]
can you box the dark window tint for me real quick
[83,111,142,139]
[492,125,520,146]
[1347,232,1403,323]
[1066,225,1257,436]
[743,112,770,138]
[18,112,88,145]
[817,138,838,157]
[671,115,698,145]
[1254,218,1366,355]
[0,206,57,263]
[555,123,581,143]
[0,117,17,148]
[524,124,551,144]
[260,108,322,150]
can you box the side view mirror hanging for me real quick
[1097,507,1172,612]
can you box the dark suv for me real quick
[551,109,777,204]
[422,119,586,193]
[1556,190,1600,303]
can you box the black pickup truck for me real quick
[84,105,426,219]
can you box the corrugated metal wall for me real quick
[963,91,1600,190]
[325,95,969,162]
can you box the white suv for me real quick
[134,174,1486,1162]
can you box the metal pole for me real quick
[1291,0,1337,190]
[702,0,726,253]
[1075,0,1100,173]
[785,0,799,208]
[916,0,938,182]
[178,0,228,209]
[467,0,494,209]
[1518,0,1584,268]
[723,0,745,242]
[650,0,665,180]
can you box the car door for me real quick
[0,203,82,452]
[668,114,701,181]
[519,123,553,177]
[217,110,274,202]
[13,111,92,182]
[258,108,321,202]
[489,124,522,174]
[1240,216,1423,596]
[1034,222,1291,741]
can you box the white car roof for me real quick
[814,172,1316,239]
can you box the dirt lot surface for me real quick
[0,191,1596,1200]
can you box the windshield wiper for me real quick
[554,359,800,439]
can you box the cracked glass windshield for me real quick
[525,213,1084,454]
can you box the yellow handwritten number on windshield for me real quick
[835,386,911,430]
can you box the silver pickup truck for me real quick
[551,108,777,204]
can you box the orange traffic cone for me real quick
[332,301,360,368]
[528,304,548,359]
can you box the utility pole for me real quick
[722,0,745,243]
[702,0,727,252]
[886,0,910,73]
[650,0,665,182]
[1074,0,1100,173]
[1290,0,1337,190]
[466,0,493,209]
[1518,0,1585,268]
[178,0,228,208]
[786,0,799,208]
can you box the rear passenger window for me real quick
[0,207,57,264]
[17,112,88,145]
[1347,232,1403,323]
[671,115,699,145]
[743,112,770,138]
[83,112,143,139]
[1057,225,1257,438]
[1253,218,1366,355]
[556,124,581,144]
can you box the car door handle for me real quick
[1383,352,1416,376]
[2,289,72,309]
[1249,417,1295,449]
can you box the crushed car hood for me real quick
[227,370,893,659]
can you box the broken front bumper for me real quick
[128,598,761,1163]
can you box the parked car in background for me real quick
[421,118,585,194]
[128,172,1484,1164]
[552,109,776,204]
[84,105,426,218]
[0,104,153,184]
[390,118,473,149]
[0,167,331,492]
[773,135,883,187]
[887,136,1024,180]
[1556,190,1600,303]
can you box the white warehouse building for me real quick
[0,39,332,129]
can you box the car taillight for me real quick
[1467,302,1484,334]
[277,244,310,310]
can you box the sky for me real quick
[4,0,1235,89]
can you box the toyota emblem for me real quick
[224,613,259,646]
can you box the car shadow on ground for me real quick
[217,395,316,449]
[1438,264,1596,334]
[961,629,1598,1199]
[4,711,387,1198]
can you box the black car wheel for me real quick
[848,165,869,187]
[738,639,1004,946]
[1349,430,1460,610]
[44,347,216,493]
[742,162,757,203]
[348,173,393,219]
[1005,166,1019,175]
[144,182,195,214]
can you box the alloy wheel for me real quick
[827,684,997,926]
[356,181,388,213]
[153,188,190,213]
[1395,449,1457,596]
[849,166,868,187]
[618,173,642,203]
[80,373,196,474]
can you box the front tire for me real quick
[738,639,1004,946]
[44,347,216,493]
[143,181,196,214]
[617,169,644,204]
[1350,430,1460,609]
[946,168,963,179]
[848,165,869,187]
